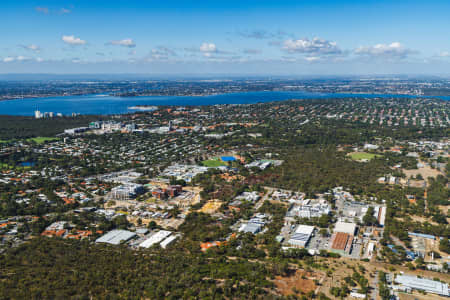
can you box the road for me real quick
[371,271,379,300]
[255,187,277,210]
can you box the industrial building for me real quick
[160,234,179,249]
[367,242,375,259]
[152,188,167,200]
[286,199,331,219]
[287,225,315,248]
[96,230,137,245]
[64,127,89,135]
[330,232,353,254]
[394,275,449,297]
[334,221,357,235]
[161,164,209,183]
[234,191,260,202]
[376,206,386,226]
[96,171,143,185]
[409,234,427,258]
[139,230,172,248]
[164,185,183,197]
[110,183,144,200]
[239,216,266,234]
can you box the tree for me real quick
[363,206,378,226]
[319,228,328,237]
[440,238,450,254]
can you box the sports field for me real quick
[27,137,59,144]
[348,152,381,161]
[202,158,226,167]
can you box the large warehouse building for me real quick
[334,221,357,235]
[330,232,354,255]
[395,275,449,297]
[96,229,137,245]
[287,225,315,248]
[139,230,172,248]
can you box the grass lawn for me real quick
[26,137,59,144]
[202,159,226,167]
[349,152,382,161]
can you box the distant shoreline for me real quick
[0,90,448,117]
[0,90,441,102]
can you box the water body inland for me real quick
[0,91,449,116]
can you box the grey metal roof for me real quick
[395,275,449,296]
[96,229,136,245]
[242,223,262,234]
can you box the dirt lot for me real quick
[274,269,320,296]
[318,258,377,298]
[198,200,223,214]
[399,292,448,300]
[403,162,444,180]
[318,257,450,299]
[407,179,427,188]
[438,205,450,215]
[127,215,184,229]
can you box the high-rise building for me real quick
[34,110,42,119]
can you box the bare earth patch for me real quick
[274,269,318,296]
[198,200,223,214]
[399,292,449,300]
[403,162,444,180]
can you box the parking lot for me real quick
[307,233,331,252]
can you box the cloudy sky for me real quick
[2,0,450,75]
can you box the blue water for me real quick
[221,156,236,162]
[20,161,35,167]
[0,91,448,116]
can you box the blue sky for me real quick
[2,0,450,75]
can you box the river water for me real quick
[0,91,448,116]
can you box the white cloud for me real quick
[304,56,320,62]
[200,42,217,53]
[3,57,15,63]
[107,39,136,48]
[283,37,342,55]
[354,42,416,58]
[71,58,83,64]
[185,43,233,58]
[198,43,235,58]
[62,35,86,46]
[2,56,31,62]
[20,44,41,52]
[16,56,30,61]
[438,51,450,57]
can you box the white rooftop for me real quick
[139,230,172,248]
[96,229,136,245]
[334,221,357,235]
[395,275,449,296]
[295,224,315,235]
[160,234,179,249]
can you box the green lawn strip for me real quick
[201,158,226,167]
[349,152,382,161]
[26,137,59,144]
